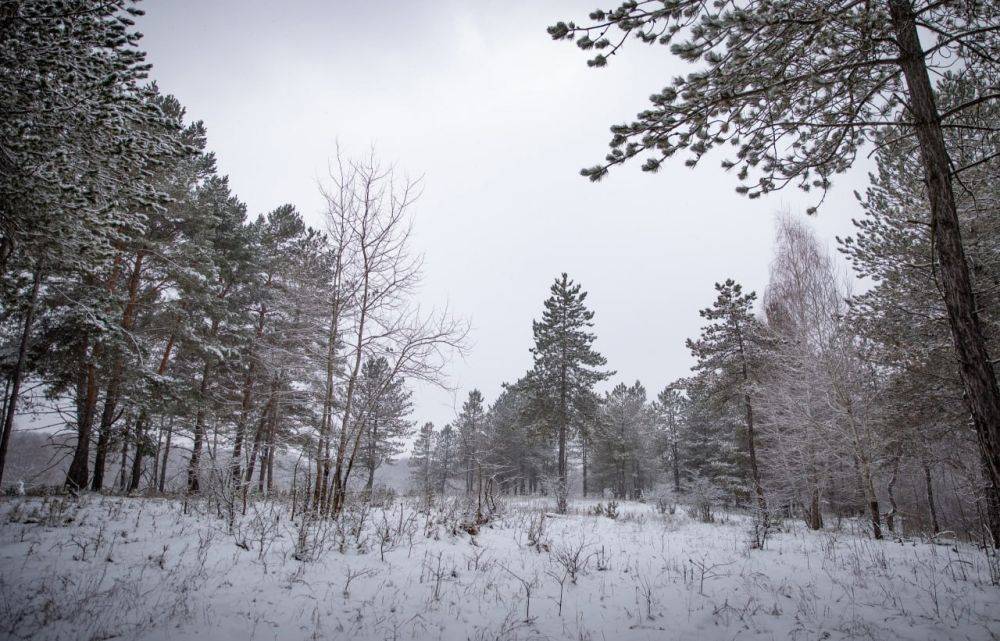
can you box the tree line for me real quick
[407,0,999,545]
[414,189,995,546]
[0,1,465,513]
[537,0,998,544]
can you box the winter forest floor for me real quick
[1,495,998,641]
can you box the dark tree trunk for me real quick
[66,357,99,491]
[187,359,212,494]
[672,440,681,494]
[159,418,173,493]
[127,413,149,493]
[118,419,130,492]
[922,461,940,535]
[0,262,41,489]
[128,333,175,495]
[244,398,272,490]
[231,365,256,485]
[886,454,901,534]
[889,0,1000,524]
[808,487,823,530]
[90,386,119,491]
[556,363,568,514]
[736,321,768,526]
[265,436,274,493]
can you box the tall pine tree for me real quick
[527,273,611,513]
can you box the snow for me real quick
[1,495,998,640]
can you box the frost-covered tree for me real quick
[0,2,184,489]
[840,74,1000,543]
[526,273,612,513]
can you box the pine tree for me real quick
[456,390,486,495]
[652,386,687,494]
[432,423,458,495]
[410,422,437,500]
[591,381,651,499]
[686,280,771,522]
[355,357,414,493]
[527,273,612,513]
[1,2,184,489]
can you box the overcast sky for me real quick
[139,0,873,432]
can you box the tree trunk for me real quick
[127,333,175,495]
[66,354,99,490]
[91,251,145,491]
[118,418,130,492]
[672,440,681,494]
[732,318,768,525]
[231,364,257,485]
[0,262,41,489]
[886,453,901,534]
[889,0,1000,520]
[860,454,882,540]
[127,413,149,493]
[556,363,568,514]
[364,417,378,495]
[244,398,272,488]
[330,278,368,516]
[159,418,173,493]
[90,388,117,491]
[265,431,275,493]
[742,383,768,523]
[187,359,212,494]
[922,461,940,535]
[808,486,823,530]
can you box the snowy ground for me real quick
[1,495,998,641]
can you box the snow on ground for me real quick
[1,494,998,641]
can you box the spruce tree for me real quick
[527,273,612,513]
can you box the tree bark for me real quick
[888,0,1000,522]
[187,359,212,494]
[66,347,99,490]
[159,418,172,493]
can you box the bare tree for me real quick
[319,148,467,516]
